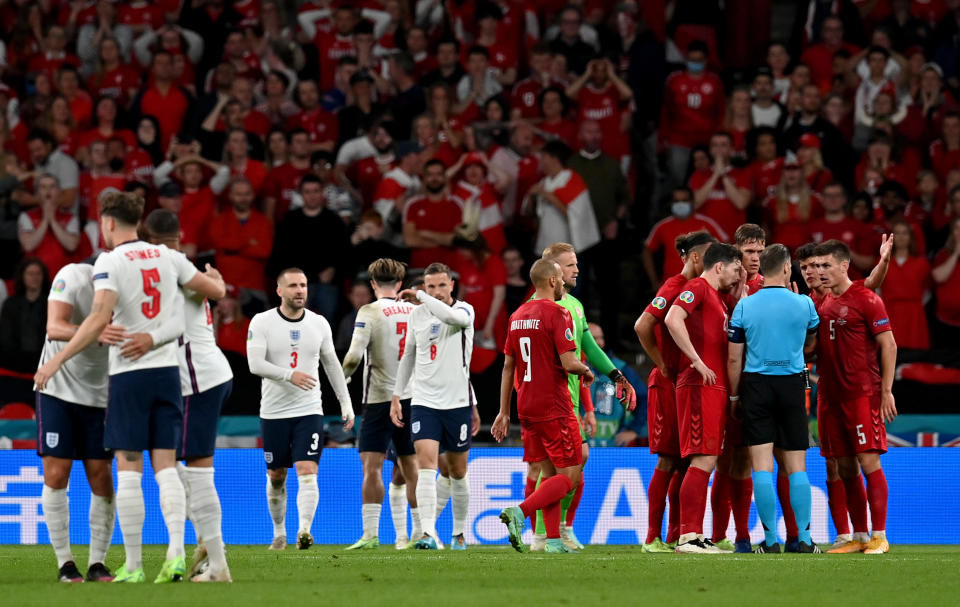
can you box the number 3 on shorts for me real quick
[310,433,320,451]
[856,424,866,445]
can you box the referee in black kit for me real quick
[726,244,821,554]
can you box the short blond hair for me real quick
[541,242,574,261]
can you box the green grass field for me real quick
[2,544,959,606]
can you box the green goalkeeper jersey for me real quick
[530,292,616,406]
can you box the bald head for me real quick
[530,258,560,287]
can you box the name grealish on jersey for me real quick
[176,287,232,396]
[394,290,475,410]
[247,307,354,421]
[37,263,109,407]
[343,297,416,404]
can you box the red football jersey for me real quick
[262,163,310,221]
[750,158,783,201]
[644,214,727,280]
[689,167,751,239]
[314,32,356,91]
[87,66,140,107]
[504,298,577,422]
[511,77,548,119]
[403,195,463,269]
[817,282,892,400]
[285,107,339,146]
[576,82,629,157]
[762,192,824,252]
[117,3,165,30]
[660,71,725,148]
[670,277,729,389]
[644,273,689,376]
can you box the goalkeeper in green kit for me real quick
[526,242,637,551]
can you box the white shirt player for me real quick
[37,263,108,408]
[176,288,232,396]
[92,240,197,375]
[394,291,474,410]
[247,308,354,421]
[343,297,415,404]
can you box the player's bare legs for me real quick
[446,450,470,549]
[645,454,678,551]
[824,457,851,547]
[676,454,720,553]
[266,467,289,549]
[293,460,320,549]
[833,455,872,552]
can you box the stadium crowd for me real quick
[1,0,960,422]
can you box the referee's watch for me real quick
[728,395,740,402]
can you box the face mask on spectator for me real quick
[672,201,692,218]
[687,61,705,73]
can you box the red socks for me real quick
[842,474,869,534]
[777,473,799,539]
[565,480,584,527]
[865,469,888,533]
[710,471,732,542]
[520,474,573,538]
[679,467,710,536]
[646,468,671,544]
[826,478,850,536]
[731,477,753,542]
[666,469,683,543]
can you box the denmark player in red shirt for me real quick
[814,239,897,555]
[634,230,716,552]
[664,243,743,554]
[493,259,594,554]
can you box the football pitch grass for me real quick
[2,544,959,606]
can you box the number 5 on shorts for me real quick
[856,424,866,445]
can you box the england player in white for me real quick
[247,268,355,551]
[36,260,116,583]
[343,258,420,550]
[35,191,226,584]
[391,262,480,550]
[141,209,233,582]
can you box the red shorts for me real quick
[835,394,887,457]
[521,415,583,469]
[817,391,844,459]
[647,369,680,456]
[676,385,728,458]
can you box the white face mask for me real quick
[672,201,693,218]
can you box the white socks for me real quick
[361,503,381,540]
[450,476,470,537]
[88,494,114,566]
[388,482,407,539]
[42,485,72,567]
[267,476,287,538]
[297,474,318,534]
[116,471,145,570]
[184,467,227,570]
[435,474,451,520]
[410,507,422,540]
[416,469,438,538]
[156,467,186,560]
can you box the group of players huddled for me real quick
[30,188,896,585]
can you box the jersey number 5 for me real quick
[396,322,408,361]
[141,268,161,319]
[519,337,532,382]
[829,320,836,341]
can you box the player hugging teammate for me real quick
[634,224,897,555]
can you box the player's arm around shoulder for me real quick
[176,246,226,300]
[342,304,376,377]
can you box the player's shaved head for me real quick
[277,267,307,285]
[529,258,561,287]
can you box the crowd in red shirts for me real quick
[1,0,959,399]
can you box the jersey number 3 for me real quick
[141,268,161,319]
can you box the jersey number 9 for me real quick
[519,337,532,382]
[141,268,161,319]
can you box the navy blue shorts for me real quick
[180,379,232,459]
[105,367,183,452]
[260,414,324,470]
[358,400,415,456]
[36,393,112,460]
[410,405,472,452]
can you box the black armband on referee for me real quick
[727,326,745,343]
[609,369,625,382]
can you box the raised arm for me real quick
[411,290,473,328]
[183,263,227,301]
[864,233,893,290]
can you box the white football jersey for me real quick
[349,298,416,404]
[247,308,338,419]
[177,288,232,396]
[38,263,109,407]
[395,292,474,410]
[92,241,196,375]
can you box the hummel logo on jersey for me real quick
[290,330,300,341]
[651,296,667,309]
[679,291,695,303]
